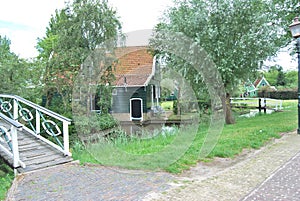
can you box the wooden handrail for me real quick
[0,112,23,129]
[0,94,72,156]
[0,94,71,122]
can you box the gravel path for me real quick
[6,131,300,201]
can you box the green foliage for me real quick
[0,36,21,94]
[74,101,297,173]
[264,66,297,89]
[71,141,99,164]
[276,67,287,86]
[96,84,113,114]
[0,158,13,200]
[36,0,122,113]
[151,0,300,124]
[98,114,118,130]
[0,36,43,99]
[115,127,178,155]
[284,70,297,88]
[74,113,118,136]
[264,66,279,86]
[258,89,297,99]
[168,101,297,173]
[153,0,297,88]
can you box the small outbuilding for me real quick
[111,46,161,122]
[244,76,276,97]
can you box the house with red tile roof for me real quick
[111,46,161,121]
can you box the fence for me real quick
[230,97,283,113]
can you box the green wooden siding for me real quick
[257,79,268,88]
[112,86,149,113]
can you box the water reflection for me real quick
[241,109,274,118]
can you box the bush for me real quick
[0,158,13,200]
[74,113,118,136]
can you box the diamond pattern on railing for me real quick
[42,120,62,136]
[0,95,71,156]
[19,108,34,122]
[0,101,12,113]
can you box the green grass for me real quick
[161,101,173,110]
[72,100,297,174]
[71,141,99,164]
[116,131,178,155]
[0,159,14,201]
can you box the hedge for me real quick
[258,89,297,100]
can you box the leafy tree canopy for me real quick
[0,36,43,99]
[36,0,122,112]
[151,0,300,124]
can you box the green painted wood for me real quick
[112,86,150,113]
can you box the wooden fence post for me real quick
[264,98,267,114]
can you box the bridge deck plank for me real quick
[0,121,72,173]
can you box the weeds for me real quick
[0,158,13,200]
[72,100,297,173]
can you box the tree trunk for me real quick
[222,92,235,124]
[177,85,181,116]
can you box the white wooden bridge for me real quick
[0,95,72,173]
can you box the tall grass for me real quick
[72,100,297,173]
[0,158,13,201]
[82,126,200,170]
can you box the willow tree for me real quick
[151,0,299,124]
[37,0,122,113]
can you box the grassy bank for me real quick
[72,100,297,173]
[0,158,14,200]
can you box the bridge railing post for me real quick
[13,99,18,121]
[11,126,20,169]
[10,126,25,172]
[36,111,40,135]
[63,121,71,156]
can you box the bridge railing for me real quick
[0,112,25,169]
[0,94,72,156]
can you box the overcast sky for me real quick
[0,0,296,70]
[0,0,173,59]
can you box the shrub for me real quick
[0,158,13,200]
[74,113,118,136]
[258,89,297,99]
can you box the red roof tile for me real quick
[254,78,262,87]
[113,46,154,87]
